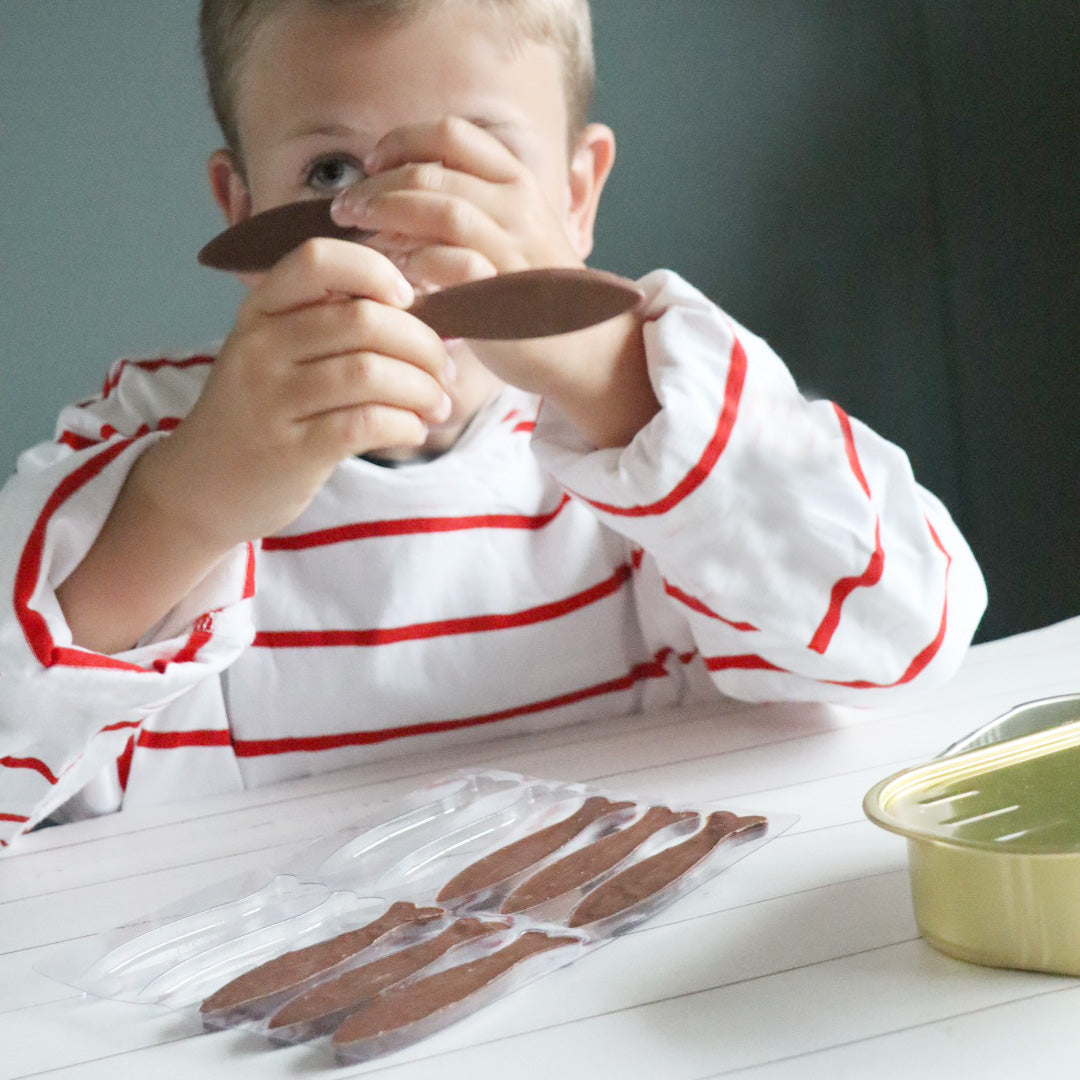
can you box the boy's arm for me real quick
[54,438,236,655]
[55,240,454,654]
[0,239,454,844]
[0,424,255,847]
[531,271,988,701]
[329,120,988,695]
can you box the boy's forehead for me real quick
[239,0,560,85]
[234,1,569,141]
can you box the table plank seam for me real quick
[694,981,1080,1079]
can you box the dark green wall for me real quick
[2,1,1077,643]
[588,1,1080,643]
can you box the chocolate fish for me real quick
[332,929,578,1056]
[197,198,371,272]
[266,917,506,1040]
[197,197,643,340]
[500,805,699,914]
[567,811,767,928]
[199,900,443,1023]
[436,795,636,902]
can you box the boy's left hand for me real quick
[330,117,658,446]
[330,116,581,296]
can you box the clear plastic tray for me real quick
[43,769,789,1065]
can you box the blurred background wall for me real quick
[2,1,1077,643]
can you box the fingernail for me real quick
[432,392,453,423]
[331,189,364,222]
[394,276,415,307]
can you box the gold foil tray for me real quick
[864,695,1080,974]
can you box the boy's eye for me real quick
[305,155,364,192]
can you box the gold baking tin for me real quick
[864,695,1080,975]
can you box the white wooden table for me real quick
[4,617,1080,1079]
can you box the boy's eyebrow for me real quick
[285,116,527,143]
[286,122,369,141]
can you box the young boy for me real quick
[0,0,986,849]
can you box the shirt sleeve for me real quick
[0,356,254,848]
[531,269,988,705]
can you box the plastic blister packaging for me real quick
[43,770,792,1064]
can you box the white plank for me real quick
[4,618,1079,1078]
[715,983,1080,1079]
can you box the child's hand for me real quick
[330,118,658,447]
[159,237,454,547]
[331,116,583,294]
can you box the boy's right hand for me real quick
[155,237,454,548]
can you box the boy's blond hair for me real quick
[199,0,595,160]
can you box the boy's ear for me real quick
[207,148,253,226]
[566,123,616,261]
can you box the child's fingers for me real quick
[363,116,522,184]
[386,243,498,292]
[340,187,522,274]
[303,402,432,461]
[251,296,453,386]
[285,348,452,426]
[239,236,415,322]
[337,159,518,230]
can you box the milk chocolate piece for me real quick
[405,267,643,340]
[197,198,372,272]
[197,198,643,339]
[332,929,578,1056]
[436,795,636,902]
[266,917,505,1040]
[500,805,699,914]
[199,900,443,1023]
[567,811,767,928]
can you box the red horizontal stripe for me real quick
[57,416,183,455]
[254,562,632,648]
[58,431,98,451]
[263,495,571,550]
[664,580,757,632]
[0,755,59,785]
[99,719,144,735]
[577,325,747,518]
[808,518,885,655]
[103,355,214,398]
[137,729,232,750]
[0,813,30,824]
[234,653,670,757]
[99,417,182,443]
[704,654,785,673]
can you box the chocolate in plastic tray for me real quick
[43,770,791,1065]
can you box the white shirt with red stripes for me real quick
[0,270,987,850]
